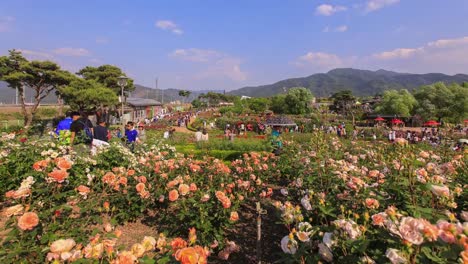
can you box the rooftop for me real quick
[126,97,162,107]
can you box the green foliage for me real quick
[284,87,314,115]
[0,50,73,127]
[375,89,417,116]
[413,82,468,122]
[245,97,269,113]
[76,64,134,94]
[270,88,314,114]
[270,94,286,114]
[191,98,206,109]
[58,78,118,111]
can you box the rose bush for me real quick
[0,130,466,263]
[272,132,467,263]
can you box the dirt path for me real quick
[172,117,197,134]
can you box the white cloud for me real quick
[17,49,54,60]
[365,0,400,12]
[170,48,247,81]
[427,36,468,48]
[335,25,348,32]
[95,37,109,44]
[155,20,183,35]
[0,16,15,32]
[373,48,422,60]
[316,4,347,16]
[53,47,90,57]
[89,58,102,64]
[368,36,468,74]
[296,52,344,69]
[170,48,222,62]
[323,25,348,33]
[294,36,468,75]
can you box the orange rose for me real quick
[76,185,90,196]
[56,158,72,170]
[175,246,208,264]
[169,190,179,202]
[116,250,137,264]
[18,212,39,230]
[136,183,146,193]
[127,169,135,176]
[189,183,197,192]
[102,172,116,184]
[138,176,147,183]
[48,169,69,183]
[179,184,190,196]
[170,237,187,252]
[230,211,239,222]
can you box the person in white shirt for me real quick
[201,128,209,141]
[194,128,203,142]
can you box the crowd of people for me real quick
[53,111,145,153]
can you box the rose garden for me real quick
[0,123,467,263]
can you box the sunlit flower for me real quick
[131,243,146,258]
[230,211,239,222]
[3,204,24,217]
[17,212,39,231]
[169,190,179,202]
[280,235,297,254]
[430,184,450,197]
[179,184,190,196]
[385,248,406,264]
[50,239,76,253]
[47,169,69,183]
[398,217,424,245]
[170,237,187,252]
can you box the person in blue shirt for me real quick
[55,111,73,144]
[55,111,73,135]
[125,121,139,152]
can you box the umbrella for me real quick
[374,117,385,121]
[423,120,440,126]
[464,120,468,123]
[391,119,404,124]
[459,139,468,144]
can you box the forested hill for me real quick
[229,68,468,97]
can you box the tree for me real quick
[331,90,357,124]
[246,97,269,113]
[191,99,206,109]
[0,50,72,128]
[374,89,417,116]
[77,65,134,95]
[58,78,118,112]
[269,94,287,114]
[284,87,314,115]
[413,82,468,122]
[178,90,191,103]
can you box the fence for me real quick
[1,120,24,129]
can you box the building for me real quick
[125,97,163,121]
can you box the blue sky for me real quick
[1,0,468,90]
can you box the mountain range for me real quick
[1,68,468,104]
[229,68,468,97]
